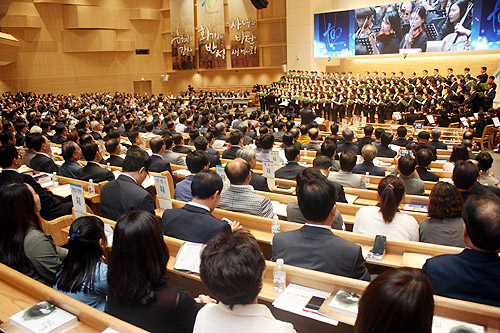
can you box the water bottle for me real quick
[272,215,281,236]
[273,258,286,292]
[52,172,59,186]
[88,179,95,195]
[106,162,111,171]
[364,172,370,188]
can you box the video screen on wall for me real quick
[314,0,500,57]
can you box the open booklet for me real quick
[173,242,205,274]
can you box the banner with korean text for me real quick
[228,0,258,68]
[170,0,196,70]
[197,0,226,69]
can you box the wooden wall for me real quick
[0,0,286,94]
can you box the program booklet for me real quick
[10,301,78,333]
[328,290,361,317]
[173,242,204,274]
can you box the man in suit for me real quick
[415,149,439,182]
[21,133,37,167]
[337,128,359,154]
[161,135,186,166]
[218,158,274,218]
[300,101,316,125]
[126,131,145,155]
[100,149,155,221]
[353,144,386,176]
[58,141,83,179]
[273,122,286,142]
[90,121,103,141]
[30,133,59,173]
[477,66,488,83]
[392,126,410,147]
[272,177,370,281]
[194,136,220,168]
[105,139,124,167]
[162,170,238,243]
[51,122,68,144]
[427,129,448,150]
[149,137,173,174]
[14,121,27,147]
[376,132,397,158]
[172,133,192,154]
[422,192,500,307]
[79,142,115,183]
[392,155,425,195]
[453,161,500,202]
[0,144,72,221]
[302,127,322,152]
[328,150,366,189]
[416,131,437,160]
[236,146,270,192]
[174,150,209,202]
[222,130,243,160]
[275,146,305,180]
[356,125,375,151]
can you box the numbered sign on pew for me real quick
[154,175,172,210]
[270,150,281,167]
[361,117,367,127]
[262,161,276,188]
[216,165,230,189]
[70,184,87,219]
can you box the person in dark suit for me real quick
[300,101,316,125]
[14,121,27,147]
[422,192,500,307]
[415,149,439,182]
[0,144,72,221]
[453,161,500,202]
[271,178,370,281]
[353,144,386,176]
[301,127,322,152]
[236,146,270,192]
[126,131,145,155]
[149,137,173,174]
[162,170,235,243]
[58,141,83,180]
[377,132,397,158]
[221,130,243,160]
[275,146,305,180]
[100,149,155,221]
[51,122,68,145]
[427,129,448,150]
[30,133,59,173]
[194,136,220,168]
[356,125,375,151]
[105,139,124,167]
[79,142,114,183]
[90,121,103,141]
[392,126,410,147]
[337,128,359,154]
[171,133,192,154]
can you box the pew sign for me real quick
[154,175,172,210]
[70,184,87,219]
[170,0,196,70]
[216,165,230,190]
[262,161,276,188]
[229,0,259,68]
[197,0,226,69]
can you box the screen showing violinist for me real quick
[314,0,499,57]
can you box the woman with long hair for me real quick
[438,0,472,51]
[443,144,469,172]
[0,183,65,285]
[106,211,210,332]
[353,175,419,241]
[369,10,402,54]
[55,216,108,311]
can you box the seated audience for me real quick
[337,128,359,154]
[422,193,500,307]
[174,151,209,202]
[453,160,500,201]
[55,216,108,311]
[416,131,437,160]
[172,132,192,154]
[312,156,348,203]
[162,135,186,166]
[328,150,366,189]
[443,144,469,172]
[376,132,397,158]
[355,268,434,333]
[149,137,173,174]
[302,127,321,152]
[0,183,66,285]
[419,182,465,247]
[354,175,419,241]
[163,170,238,243]
[194,136,221,168]
[107,211,209,331]
[427,128,448,150]
[356,124,375,151]
[30,133,59,173]
[352,144,385,176]
[126,131,144,154]
[51,122,68,144]
[21,133,37,167]
[222,130,243,159]
[100,150,155,221]
[392,126,409,147]
[79,142,115,182]
[256,133,285,165]
[58,141,83,179]
[236,146,270,192]
[195,230,296,333]
[393,155,425,195]
[105,139,124,167]
[415,149,439,182]
[218,158,274,218]
[476,152,499,186]
[275,146,305,180]
[320,138,340,171]
[272,177,370,280]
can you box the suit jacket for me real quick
[356,137,375,151]
[392,138,409,147]
[149,154,173,174]
[416,166,439,182]
[221,146,241,160]
[90,131,103,141]
[250,171,270,192]
[206,152,221,168]
[174,175,194,202]
[30,153,59,173]
[107,155,124,167]
[162,151,185,166]
[100,174,155,221]
[15,132,25,147]
[21,150,36,167]
[0,170,72,221]
[58,160,82,179]
[272,225,370,281]
[376,145,397,158]
[275,162,306,180]
[427,140,448,150]
[161,204,230,243]
[79,162,115,183]
[208,146,221,159]
[300,108,316,125]
[422,249,500,307]
[51,134,67,144]
[286,201,344,230]
[302,141,322,152]
[337,142,359,154]
[328,170,365,189]
[172,145,192,154]
[352,161,386,176]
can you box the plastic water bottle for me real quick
[272,215,281,236]
[106,162,111,171]
[88,179,95,195]
[364,172,370,188]
[52,172,59,186]
[273,258,286,292]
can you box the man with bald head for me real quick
[217,158,274,218]
[302,127,321,152]
[352,144,385,176]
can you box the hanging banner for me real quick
[228,0,259,68]
[197,0,226,69]
[170,0,195,70]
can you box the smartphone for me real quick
[277,184,291,190]
[414,123,423,129]
[372,235,387,256]
[399,149,411,157]
[303,296,327,312]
